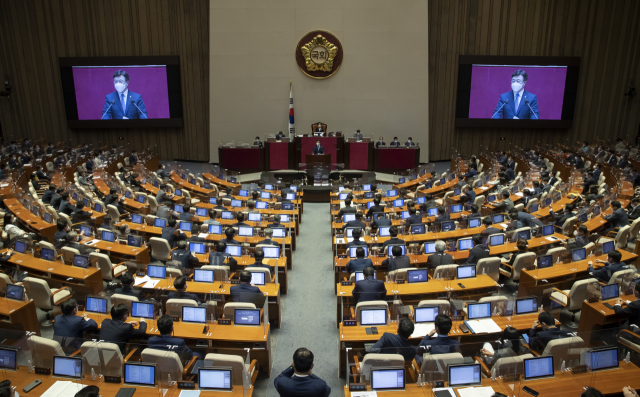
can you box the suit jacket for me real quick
[376,141,386,147]
[114,285,144,301]
[352,276,387,303]
[129,154,138,165]
[312,145,325,155]
[50,194,63,210]
[257,238,278,246]
[382,237,406,250]
[390,141,401,147]
[517,212,544,228]
[603,208,629,228]
[628,205,640,221]
[367,205,386,218]
[494,198,514,212]
[406,214,423,225]
[593,169,602,180]
[230,283,263,303]
[466,244,490,264]
[208,251,237,272]
[343,219,367,230]
[161,227,182,248]
[59,200,74,216]
[435,214,451,224]
[171,249,199,269]
[582,177,596,194]
[426,252,454,270]
[373,217,392,228]
[405,141,416,147]
[36,170,50,180]
[504,169,515,182]
[42,189,55,204]
[492,90,539,119]
[102,90,148,119]
[383,255,411,272]
[246,262,273,273]
[462,190,476,205]
[418,335,461,355]
[370,332,417,361]
[481,227,502,238]
[274,367,331,397]
[619,158,629,169]
[53,314,98,338]
[345,239,368,249]
[337,206,357,217]
[588,261,629,283]
[614,300,640,328]
[528,327,567,351]
[549,210,573,227]
[346,258,374,274]
[72,208,92,223]
[147,335,193,361]
[99,319,148,353]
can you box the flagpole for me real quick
[288,82,295,139]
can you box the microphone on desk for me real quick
[491,99,509,119]
[524,100,539,120]
[101,100,115,120]
[130,99,148,119]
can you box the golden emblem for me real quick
[300,35,339,72]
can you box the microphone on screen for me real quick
[101,100,116,120]
[130,99,148,119]
[491,99,509,119]
[524,100,539,120]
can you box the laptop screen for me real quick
[378,227,390,237]
[424,242,436,254]
[338,193,348,200]
[415,306,438,323]
[490,234,504,246]
[602,240,615,254]
[588,348,619,372]
[469,218,481,228]
[411,224,425,234]
[256,201,268,209]
[394,199,404,207]
[492,214,504,223]
[387,190,397,197]
[458,239,473,251]
[371,369,405,391]
[516,297,538,315]
[209,224,222,234]
[179,221,192,232]
[399,211,411,219]
[250,272,265,286]
[190,242,205,254]
[398,178,406,184]
[137,195,145,204]
[537,255,553,269]
[286,193,296,200]
[601,284,619,301]
[225,245,242,257]
[175,189,182,196]
[196,208,208,217]
[542,225,554,236]
[387,245,406,256]
[263,247,280,258]
[174,204,184,213]
[238,227,253,237]
[248,213,261,222]
[449,364,482,387]
[73,255,89,269]
[235,309,260,325]
[427,208,438,216]
[488,195,496,202]
[199,368,232,391]
[282,203,294,211]
[457,265,476,279]
[125,363,156,386]
[154,218,167,228]
[454,188,461,196]
[14,240,26,254]
[44,212,52,223]
[131,302,155,319]
[41,247,55,261]
[530,203,539,212]
[86,296,108,314]
[0,347,17,371]
[128,235,142,248]
[5,285,24,301]
[221,211,233,219]
[238,189,248,197]
[360,309,387,326]
[572,248,586,261]
[524,356,554,380]
[80,225,92,236]
[416,197,426,204]
[102,230,115,242]
[194,269,214,283]
[349,247,368,258]
[148,265,166,279]
[132,214,143,224]
[451,204,462,213]
[182,306,206,323]
[53,356,82,379]
[407,269,428,283]
[467,302,491,319]
[440,221,455,232]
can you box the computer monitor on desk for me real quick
[194,269,214,283]
[131,302,155,319]
[516,297,538,315]
[124,363,156,387]
[102,230,115,242]
[370,368,405,391]
[148,264,166,279]
[467,302,491,319]
[128,235,142,248]
[349,247,368,258]
[587,347,619,372]
[424,242,436,254]
[378,226,390,237]
[0,347,17,371]
[355,271,376,281]
[199,368,233,391]
[427,208,438,217]
[5,285,24,301]
[190,242,205,254]
[154,218,167,228]
[523,356,554,380]
[415,306,438,323]
[448,364,482,387]
[182,306,206,324]
[53,356,82,379]
[387,245,405,256]
[407,269,428,283]
[601,284,619,301]
[572,248,586,262]
[73,254,89,269]
[457,265,476,279]
[86,296,108,314]
[468,218,481,228]
[234,309,260,326]
[360,309,387,326]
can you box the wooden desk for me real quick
[0,181,14,199]
[79,237,151,265]
[342,379,516,396]
[170,172,216,198]
[0,297,40,335]
[203,173,241,192]
[4,198,56,243]
[577,294,635,337]
[92,172,150,215]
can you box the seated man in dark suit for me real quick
[337,197,357,218]
[561,224,589,250]
[54,220,69,249]
[53,298,98,339]
[114,272,145,300]
[426,240,454,271]
[161,218,184,249]
[221,227,241,245]
[588,250,630,283]
[345,228,367,249]
[369,317,417,361]
[99,303,147,354]
[480,216,502,238]
[208,241,237,272]
[352,266,387,303]
[148,315,198,361]
[257,228,278,246]
[460,185,477,206]
[266,215,288,236]
[465,204,482,220]
[372,213,392,229]
[528,311,567,351]
[417,314,460,363]
[274,348,331,397]
[42,184,56,204]
[71,201,93,223]
[549,203,575,228]
[59,192,74,216]
[404,206,423,226]
[246,248,273,274]
[614,282,640,328]
[420,193,438,212]
[466,234,490,265]
[346,247,373,274]
[582,171,597,195]
[343,211,366,231]
[389,137,400,147]
[167,276,201,303]
[129,150,139,165]
[170,240,199,270]
[366,197,385,218]
[603,200,630,233]
[179,204,195,222]
[232,212,250,227]
[381,226,406,250]
[382,245,411,273]
[230,270,264,303]
[434,206,450,224]
[628,197,640,221]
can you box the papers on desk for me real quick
[515,192,524,197]
[411,323,436,338]
[179,391,201,397]
[41,381,89,397]
[198,233,209,238]
[143,279,160,288]
[0,183,8,188]
[134,275,150,286]
[463,318,501,334]
[456,387,496,397]
[351,392,377,397]
[545,236,559,242]
[83,239,100,245]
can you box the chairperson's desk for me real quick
[4,198,56,243]
[78,310,274,376]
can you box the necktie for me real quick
[121,93,126,113]
[515,93,520,112]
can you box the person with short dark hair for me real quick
[367,197,385,218]
[171,240,199,269]
[390,136,400,147]
[352,266,386,303]
[549,203,575,228]
[405,137,415,147]
[372,212,391,229]
[434,206,450,224]
[208,241,237,271]
[161,218,184,248]
[221,227,240,245]
[74,386,100,397]
[480,216,502,238]
[232,212,249,227]
[115,272,144,300]
[274,348,331,397]
[492,191,514,212]
[528,311,565,351]
[54,220,69,248]
[563,224,589,250]
[369,317,417,360]
[59,192,74,215]
[480,326,530,369]
[588,249,628,283]
[466,234,490,264]
[345,228,367,249]
[382,245,411,272]
[346,247,373,274]
[204,209,221,225]
[230,270,263,303]
[72,201,92,223]
[614,281,640,331]
[167,276,200,303]
[103,71,147,119]
[42,184,56,204]
[417,314,460,361]
[381,226,406,250]
[246,248,273,274]
[53,298,98,339]
[254,136,263,148]
[312,140,325,155]
[147,315,194,361]
[338,197,357,218]
[405,206,423,226]
[603,200,630,230]
[343,211,366,230]
[99,303,147,354]
[179,204,194,222]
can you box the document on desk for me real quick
[198,233,209,238]
[515,192,524,197]
[179,391,201,397]
[411,323,436,338]
[456,386,496,397]
[84,239,100,245]
[463,318,501,334]
[0,184,8,188]
[134,275,150,286]
[41,381,90,397]
[350,392,377,397]
[143,279,160,288]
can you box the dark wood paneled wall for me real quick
[0,0,209,162]
[429,0,640,161]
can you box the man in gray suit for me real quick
[603,200,629,233]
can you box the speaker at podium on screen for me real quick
[312,122,327,136]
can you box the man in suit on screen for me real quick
[101,70,148,119]
[491,69,539,120]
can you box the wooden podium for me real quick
[305,154,331,165]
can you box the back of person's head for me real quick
[174,276,187,290]
[61,298,77,316]
[516,238,528,251]
[352,228,362,239]
[247,199,255,209]
[121,272,134,286]
[389,226,398,237]
[273,215,281,223]
[577,225,588,235]
[74,385,100,397]
[66,231,78,242]
[56,220,67,231]
[177,240,187,250]
[373,197,381,205]
[216,241,227,252]
[61,192,70,200]
[580,388,605,397]
[611,200,621,209]
[208,209,216,219]
[255,248,264,261]
[167,218,177,228]
[608,249,622,263]
[363,266,375,277]
[111,303,129,321]
[355,211,363,220]
[252,191,259,199]
[183,204,191,213]
[398,317,415,339]
[437,206,445,215]
[225,227,235,238]
[49,184,57,191]
[502,191,510,199]
[538,311,555,326]
[264,228,273,237]
[483,217,492,226]
[435,240,446,253]
[239,270,251,283]
[502,326,521,352]
[566,203,575,212]
[408,206,416,215]
[472,234,483,245]
[109,188,117,195]
[236,212,245,222]
[509,209,519,219]
[292,348,314,373]
[344,198,352,206]
[392,245,402,257]
[435,314,452,334]
[371,184,377,191]
[157,315,174,335]
[425,193,433,201]
[355,247,365,258]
